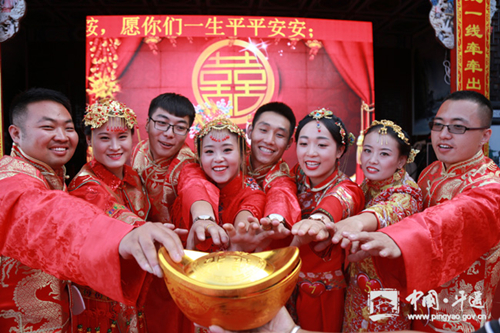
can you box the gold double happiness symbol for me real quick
[192,39,275,125]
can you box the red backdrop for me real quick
[86,15,374,177]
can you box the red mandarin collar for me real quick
[441,150,485,175]
[10,143,67,190]
[304,166,340,191]
[89,159,139,191]
[247,155,275,179]
[364,167,405,192]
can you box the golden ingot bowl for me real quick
[158,247,301,330]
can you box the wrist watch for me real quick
[267,214,285,223]
[193,215,216,223]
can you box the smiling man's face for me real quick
[146,107,190,160]
[431,99,491,169]
[10,100,78,170]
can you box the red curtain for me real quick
[324,41,374,106]
[323,40,375,182]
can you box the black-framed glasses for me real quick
[428,121,489,134]
[149,117,189,135]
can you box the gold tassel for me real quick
[356,131,364,165]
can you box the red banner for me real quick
[456,0,491,98]
[86,15,372,42]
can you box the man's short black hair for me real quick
[10,88,72,128]
[148,93,196,126]
[251,102,296,140]
[444,90,493,127]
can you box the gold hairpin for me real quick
[407,148,420,164]
[369,120,410,146]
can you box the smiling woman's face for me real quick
[88,123,133,179]
[200,130,241,189]
[296,121,343,187]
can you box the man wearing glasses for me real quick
[132,93,222,333]
[343,90,500,332]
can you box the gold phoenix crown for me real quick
[196,116,245,140]
[195,116,246,154]
[367,119,419,164]
[84,98,137,130]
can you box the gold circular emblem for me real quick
[192,39,275,125]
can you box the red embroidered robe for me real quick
[191,172,266,253]
[218,173,266,226]
[290,165,365,333]
[247,157,301,249]
[132,140,218,227]
[131,140,218,333]
[0,144,146,333]
[68,160,151,333]
[343,168,423,332]
[373,151,500,332]
[247,156,301,227]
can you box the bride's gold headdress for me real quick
[84,98,137,131]
[193,102,248,180]
[367,119,419,164]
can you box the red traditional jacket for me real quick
[290,164,365,332]
[0,144,145,333]
[131,140,218,333]
[247,156,301,227]
[69,160,150,333]
[194,172,266,253]
[131,140,218,229]
[374,151,500,332]
[343,168,423,332]
[69,160,150,225]
[218,172,266,226]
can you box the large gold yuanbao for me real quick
[158,247,301,330]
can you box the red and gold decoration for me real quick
[455,0,491,98]
[305,39,323,60]
[86,35,121,103]
[192,39,275,125]
[84,98,137,130]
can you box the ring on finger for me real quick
[205,224,216,231]
[261,224,272,231]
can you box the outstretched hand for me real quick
[260,217,291,240]
[290,217,335,248]
[186,220,229,250]
[327,216,364,252]
[224,220,266,252]
[118,222,185,278]
[343,231,402,262]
